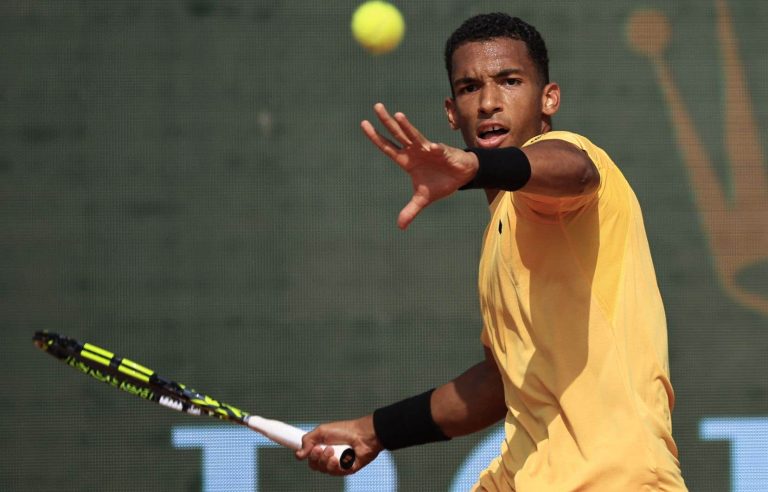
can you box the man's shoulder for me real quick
[525,131,635,205]
[523,130,597,151]
[526,131,618,173]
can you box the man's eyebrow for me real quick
[452,67,525,87]
[452,75,478,87]
[494,67,524,78]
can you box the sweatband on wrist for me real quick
[372,389,450,451]
[459,146,531,191]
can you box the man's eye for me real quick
[504,78,521,86]
[459,84,478,94]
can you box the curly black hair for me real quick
[444,13,549,90]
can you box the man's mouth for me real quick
[476,124,509,148]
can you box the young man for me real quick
[297,13,687,491]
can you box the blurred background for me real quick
[2,0,766,490]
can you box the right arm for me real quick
[432,346,507,438]
[296,346,507,475]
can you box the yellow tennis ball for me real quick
[351,1,405,55]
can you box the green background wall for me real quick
[2,1,766,490]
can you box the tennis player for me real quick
[297,13,688,491]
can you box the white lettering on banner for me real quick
[700,417,768,492]
[174,420,768,491]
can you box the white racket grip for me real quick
[245,415,356,469]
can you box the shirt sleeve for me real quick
[516,131,608,215]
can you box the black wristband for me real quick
[459,146,531,191]
[372,389,450,451]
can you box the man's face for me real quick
[445,37,558,149]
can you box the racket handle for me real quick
[245,415,356,470]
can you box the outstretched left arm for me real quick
[362,103,599,228]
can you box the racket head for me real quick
[34,330,180,402]
[33,331,245,421]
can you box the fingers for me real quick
[393,111,429,147]
[296,431,349,476]
[362,103,446,230]
[373,103,413,146]
[375,103,433,150]
[361,120,401,162]
[362,102,430,153]
[362,102,436,160]
[308,445,344,475]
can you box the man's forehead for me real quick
[451,38,532,77]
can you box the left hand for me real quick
[362,103,479,229]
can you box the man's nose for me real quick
[479,85,503,115]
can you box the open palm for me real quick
[361,103,478,229]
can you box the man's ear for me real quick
[444,97,459,130]
[541,82,561,116]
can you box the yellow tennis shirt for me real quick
[474,131,687,491]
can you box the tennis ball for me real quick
[351,1,405,55]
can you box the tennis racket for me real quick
[33,331,356,469]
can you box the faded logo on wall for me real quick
[627,0,768,317]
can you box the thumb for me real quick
[295,430,319,460]
[397,195,429,230]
